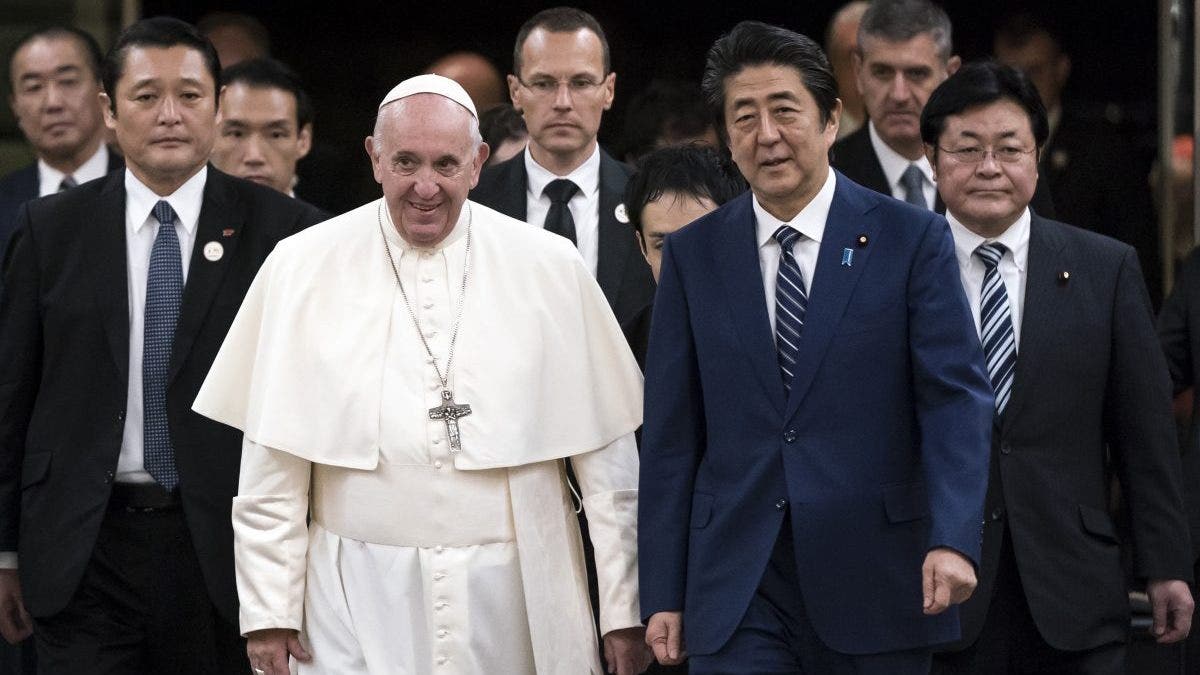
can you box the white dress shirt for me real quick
[869,122,937,209]
[117,167,205,483]
[946,208,1030,349]
[37,144,110,197]
[753,168,837,337]
[524,145,600,277]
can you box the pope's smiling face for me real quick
[366,94,489,247]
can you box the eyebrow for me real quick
[18,64,82,83]
[128,76,209,90]
[732,90,802,108]
[957,129,1020,140]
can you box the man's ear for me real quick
[297,124,313,159]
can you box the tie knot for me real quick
[152,200,177,227]
[58,176,77,192]
[543,179,580,204]
[974,242,1007,269]
[901,164,924,191]
[773,225,802,249]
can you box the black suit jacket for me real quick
[0,166,324,624]
[1043,104,1161,307]
[830,124,1057,218]
[1157,246,1200,563]
[469,149,654,328]
[948,215,1192,653]
[0,151,125,264]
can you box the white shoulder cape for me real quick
[193,199,643,470]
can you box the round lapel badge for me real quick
[203,241,224,262]
[614,203,629,224]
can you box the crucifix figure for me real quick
[429,389,472,452]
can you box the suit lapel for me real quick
[498,154,529,220]
[595,151,629,309]
[998,216,1066,432]
[784,176,878,421]
[88,173,131,382]
[168,169,244,383]
[714,194,786,415]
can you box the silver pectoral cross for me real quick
[428,389,472,452]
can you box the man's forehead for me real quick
[223,83,297,116]
[725,64,809,105]
[860,33,944,66]
[944,101,1034,137]
[118,45,214,87]
[520,28,605,72]
[12,36,90,77]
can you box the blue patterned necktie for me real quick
[900,164,927,210]
[773,225,808,392]
[143,200,183,490]
[975,242,1017,415]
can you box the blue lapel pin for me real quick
[841,248,854,267]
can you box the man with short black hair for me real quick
[621,145,745,367]
[211,58,316,201]
[924,61,1192,674]
[471,6,653,331]
[0,25,122,259]
[0,17,324,673]
[639,19,993,674]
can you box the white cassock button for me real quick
[434,460,443,469]
[433,572,446,580]
[438,630,448,639]
[423,302,434,309]
[430,382,439,391]
[437,656,447,665]
[422,277,433,283]
[426,356,434,364]
[433,438,441,445]
[426,331,437,338]
[435,545,444,553]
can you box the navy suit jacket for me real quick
[639,172,994,656]
[0,151,125,264]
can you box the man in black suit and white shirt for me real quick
[0,26,123,261]
[0,18,324,674]
[470,6,653,329]
[925,61,1193,674]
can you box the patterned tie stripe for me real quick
[58,176,77,192]
[975,243,1017,415]
[143,200,183,490]
[773,225,808,392]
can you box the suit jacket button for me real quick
[1000,444,1012,455]
[783,430,797,443]
[104,471,115,484]
[775,499,787,510]
[991,507,1004,521]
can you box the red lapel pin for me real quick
[222,228,235,238]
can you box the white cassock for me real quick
[193,199,644,674]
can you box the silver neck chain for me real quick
[377,201,472,391]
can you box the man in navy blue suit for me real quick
[638,21,994,673]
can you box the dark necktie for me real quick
[900,164,927,210]
[58,175,77,192]
[143,200,183,490]
[542,179,580,246]
[773,225,809,392]
[975,242,1017,415]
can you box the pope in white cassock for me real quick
[192,75,650,675]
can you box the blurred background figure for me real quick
[1,26,121,267]
[621,144,745,368]
[617,79,716,165]
[425,51,506,112]
[479,103,527,167]
[994,11,1161,306]
[211,58,325,213]
[196,11,270,67]
[824,0,870,139]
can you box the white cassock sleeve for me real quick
[572,431,641,636]
[232,438,312,635]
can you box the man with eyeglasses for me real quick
[924,61,1194,674]
[470,6,654,332]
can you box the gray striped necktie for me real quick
[975,242,1017,415]
[58,175,77,192]
[773,225,808,392]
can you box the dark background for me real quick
[139,0,1159,211]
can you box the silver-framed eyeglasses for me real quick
[938,145,1037,164]
[516,76,606,97]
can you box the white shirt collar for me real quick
[125,165,207,236]
[37,144,110,197]
[946,207,1031,274]
[868,121,934,192]
[753,168,837,249]
[524,144,600,200]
